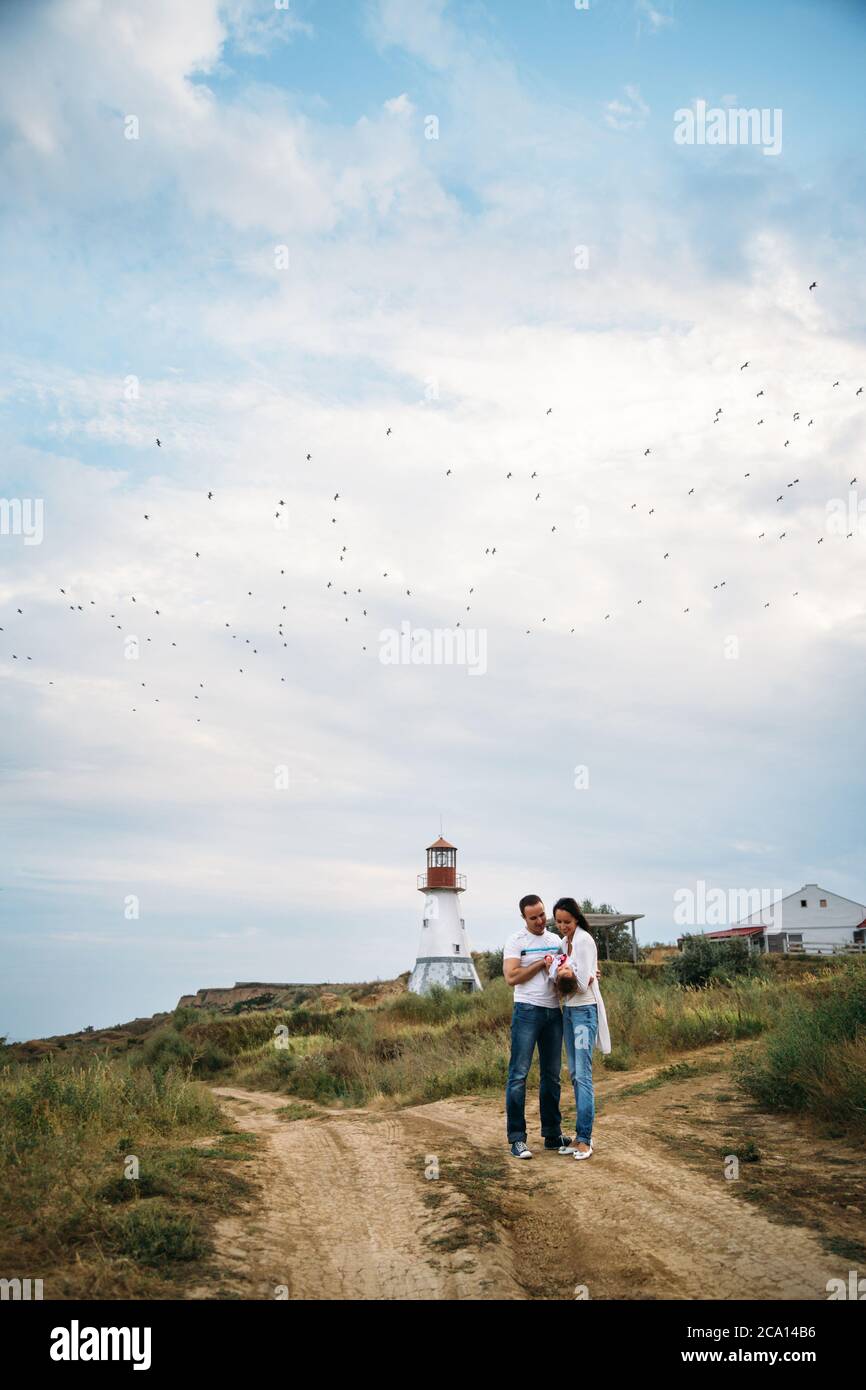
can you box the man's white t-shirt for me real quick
[504,926,564,1007]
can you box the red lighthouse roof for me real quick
[427,835,456,850]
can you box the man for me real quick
[503,894,572,1159]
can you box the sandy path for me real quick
[193,1052,865,1301]
[192,1087,524,1299]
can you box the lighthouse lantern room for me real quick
[408,835,482,995]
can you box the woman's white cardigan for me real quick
[549,928,611,1055]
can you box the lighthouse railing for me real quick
[417,871,466,891]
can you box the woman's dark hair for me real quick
[552,896,593,935]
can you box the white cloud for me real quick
[604,84,651,131]
[383,92,415,117]
[637,1,674,34]
[2,0,866,1038]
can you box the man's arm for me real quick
[503,954,552,987]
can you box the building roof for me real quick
[704,926,765,939]
[583,913,644,928]
[427,836,456,850]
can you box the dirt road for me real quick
[194,1049,866,1300]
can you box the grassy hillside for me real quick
[2,955,863,1297]
[165,960,865,1118]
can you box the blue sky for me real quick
[1,0,866,1041]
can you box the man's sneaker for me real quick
[545,1134,574,1153]
[510,1140,533,1159]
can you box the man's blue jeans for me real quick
[506,1002,563,1143]
[563,1003,598,1145]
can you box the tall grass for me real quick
[2,1056,219,1149]
[211,969,804,1107]
[736,964,866,1133]
[0,1055,231,1296]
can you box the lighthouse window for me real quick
[453,944,461,953]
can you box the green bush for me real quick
[666,935,763,988]
[107,1200,207,1264]
[475,949,504,983]
[137,1030,196,1075]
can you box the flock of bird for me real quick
[2,279,864,718]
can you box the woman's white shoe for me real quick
[573,1144,593,1161]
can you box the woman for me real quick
[545,897,611,1161]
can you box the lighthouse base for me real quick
[408,956,483,995]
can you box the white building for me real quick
[408,836,482,994]
[708,883,866,955]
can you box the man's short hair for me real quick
[519,894,543,918]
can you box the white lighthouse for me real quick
[408,835,483,994]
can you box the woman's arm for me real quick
[570,933,595,992]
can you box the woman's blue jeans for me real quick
[506,1002,563,1143]
[563,1004,598,1145]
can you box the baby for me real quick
[545,951,579,998]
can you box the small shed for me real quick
[582,912,645,964]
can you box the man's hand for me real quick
[503,956,551,987]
